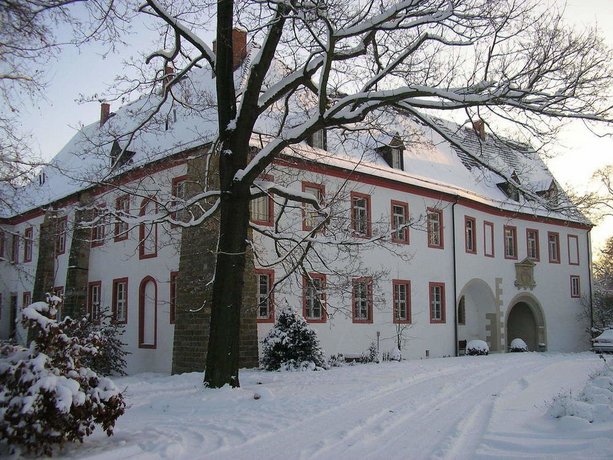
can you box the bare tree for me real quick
[73,0,613,387]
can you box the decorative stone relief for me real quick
[514,258,536,290]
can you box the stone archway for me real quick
[457,279,498,351]
[506,295,546,351]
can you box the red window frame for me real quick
[429,282,446,324]
[302,273,327,323]
[503,225,518,260]
[464,216,476,254]
[91,206,106,248]
[171,175,189,224]
[427,208,444,249]
[138,276,158,349]
[526,228,540,261]
[10,233,19,263]
[114,195,130,241]
[55,216,67,256]
[570,275,580,298]
[352,277,373,324]
[391,200,410,244]
[483,221,495,257]
[350,192,372,238]
[255,269,275,323]
[302,182,325,231]
[23,227,33,262]
[139,197,158,260]
[22,291,31,309]
[548,232,560,264]
[568,234,580,266]
[250,175,274,227]
[392,279,411,324]
[170,271,178,324]
[88,281,102,323]
[112,277,128,324]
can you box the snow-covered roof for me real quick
[1,54,588,226]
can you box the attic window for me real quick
[110,140,136,170]
[497,182,520,202]
[391,148,402,169]
[308,129,327,150]
[378,135,405,171]
[536,181,559,205]
[38,171,46,186]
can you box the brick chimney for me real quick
[472,119,486,140]
[100,102,110,127]
[163,65,174,93]
[213,28,248,70]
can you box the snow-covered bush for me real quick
[389,347,402,361]
[328,353,345,367]
[0,296,125,456]
[360,341,380,363]
[466,340,489,356]
[261,306,326,371]
[509,338,528,352]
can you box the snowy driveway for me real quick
[63,352,613,459]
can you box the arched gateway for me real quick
[506,294,546,351]
[457,279,499,352]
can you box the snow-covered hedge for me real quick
[466,340,489,356]
[261,306,326,371]
[0,296,125,456]
[510,338,528,352]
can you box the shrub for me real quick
[510,338,528,352]
[261,306,326,371]
[0,295,125,456]
[466,339,489,356]
[360,341,380,363]
[328,353,346,367]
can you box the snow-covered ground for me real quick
[55,352,613,459]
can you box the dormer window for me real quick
[38,171,46,186]
[497,170,521,202]
[536,181,559,206]
[391,148,402,169]
[378,135,405,171]
[110,140,136,170]
[308,129,327,150]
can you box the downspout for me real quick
[587,229,594,335]
[452,197,459,356]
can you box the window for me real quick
[56,216,67,255]
[503,225,517,259]
[465,216,476,254]
[429,282,446,323]
[23,227,33,262]
[170,271,178,324]
[484,221,494,257]
[139,198,158,259]
[391,148,403,170]
[568,235,579,265]
[139,276,157,348]
[548,232,560,263]
[302,182,325,231]
[352,277,373,323]
[112,278,128,324]
[250,177,274,226]
[303,273,326,322]
[458,296,466,325]
[351,192,371,237]
[22,291,31,309]
[114,195,130,241]
[172,176,189,224]
[10,233,19,263]
[91,207,106,247]
[310,129,326,149]
[256,269,274,322]
[391,201,409,244]
[88,281,102,322]
[427,208,443,248]
[392,280,411,324]
[53,286,64,319]
[526,229,540,261]
[570,276,580,298]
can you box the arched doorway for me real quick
[506,295,546,351]
[457,279,498,351]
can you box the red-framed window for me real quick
[255,269,275,323]
[570,276,580,298]
[391,200,410,244]
[56,216,67,256]
[392,279,411,324]
[429,282,446,323]
[351,192,372,238]
[352,277,373,323]
[526,229,540,261]
[250,176,274,226]
[91,207,106,247]
[139,198,158,259]
[10,233,19,264]
[568,234,580,265]
[548,232,560,263]
[503,225,518,260]
[170,271,178,324]
[464,216,476,254]
[483,221,495,257]
[88,281,102,322]
[171,175,189,224]
[302,182,325,231]
[303,273,326,323]
[114,195,130,241]
[427,208,443,249]
[139,276,157,349]
[22,291,31,309]
[23,227,33,262]
[112,278,128,324]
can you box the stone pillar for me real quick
[32,211,58,303]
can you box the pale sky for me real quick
[19,0,613,252]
